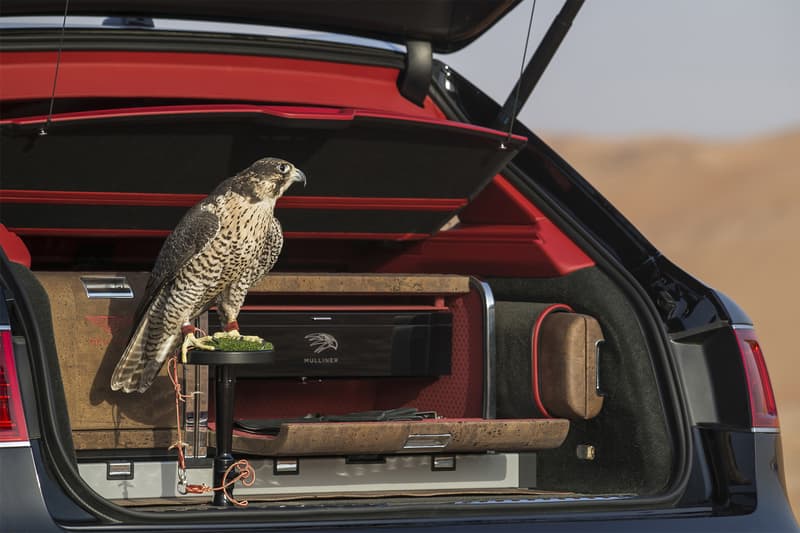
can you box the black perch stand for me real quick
[184,349,275,506]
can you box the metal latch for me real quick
[431,455,457,471]
[273,458,299,475]
[106,461,134,480]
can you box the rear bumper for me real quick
[3,433,795,532]
[0,444,63,532]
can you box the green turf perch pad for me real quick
[210,335,274,352]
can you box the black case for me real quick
[212,311,452,377]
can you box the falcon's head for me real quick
[233,157,307,203]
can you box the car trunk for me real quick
[0,10,680,519]
[0,100,675,511]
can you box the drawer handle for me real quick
[403,433,452,450]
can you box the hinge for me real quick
[398,40,432,107]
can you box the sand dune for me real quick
[545,129,800,517]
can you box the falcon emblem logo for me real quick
[305,333,339,354]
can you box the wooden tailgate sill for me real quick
[209,419,569,457]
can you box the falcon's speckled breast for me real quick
[110,157,304,393]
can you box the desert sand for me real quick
[546,129,800,518]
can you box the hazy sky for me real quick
[4,3,797,138]
[443,0,800,139]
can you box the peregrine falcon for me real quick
[110,157,306,393]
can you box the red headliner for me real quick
[1,190,467,211]
[0,51,445,118]
[0,50,594,277]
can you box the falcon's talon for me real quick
[181,332,216,363]
[211,331,266,344]
[213,330,241,339]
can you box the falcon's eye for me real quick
[277,163,291,175]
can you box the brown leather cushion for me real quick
[495,301,605,420]
[537,312,604,420]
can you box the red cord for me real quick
[167,355,255,507]
[530,304,573,418]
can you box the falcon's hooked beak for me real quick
[291,168,307,188]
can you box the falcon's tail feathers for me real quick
[110,313,151,392]
[133,334,181,393]
[110,314,180,393]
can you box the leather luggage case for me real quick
[495,302,604,420]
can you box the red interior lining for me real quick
[232,379,380,420]
[0,103,525,144]
[376,176,595,277]
[0,189,467,212]
[373,291,484,417]
[0,224,31,267]
[8,175,595,276]
[3,49,591,278]
[0,51,445,119]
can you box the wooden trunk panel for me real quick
[249,273,470,294]
[35,272,176,446]
[72,429,178,450]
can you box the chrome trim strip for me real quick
[594,339,605,396]
[457,494,633,506]
[0,440,31,448]
[471,279,496,419]
[731,324,755,330]
[80,276,134,299]
[0,325,11,331]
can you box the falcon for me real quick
[110,157,306,393]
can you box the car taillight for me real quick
[0,329,28,443]
[734,327,779,430]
